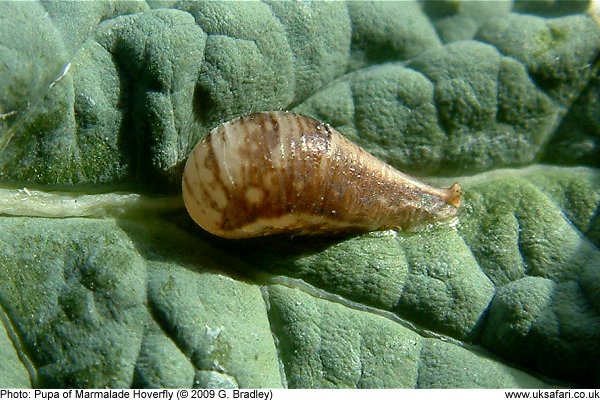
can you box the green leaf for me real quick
[0,0,599,389]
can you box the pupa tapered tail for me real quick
[182,111,461,239]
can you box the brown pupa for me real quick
[182,111,461,239]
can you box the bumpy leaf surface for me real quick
[0,0,599,388]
